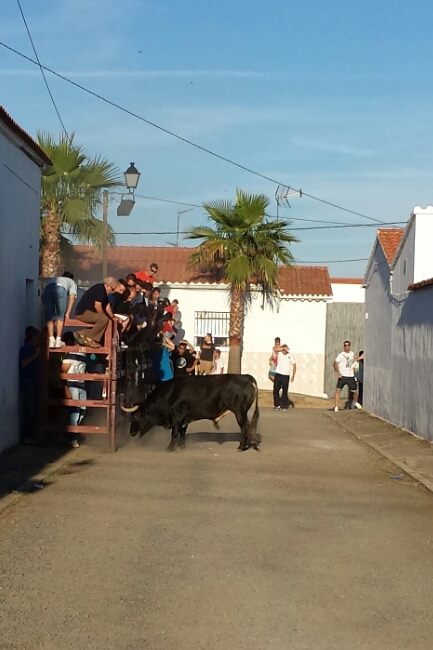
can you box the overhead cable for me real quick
[15,2,69,139]
[0,40,385,224]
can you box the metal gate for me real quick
[324,303,365,398]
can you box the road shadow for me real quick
[187,431,241,445]
[0,443,70,501]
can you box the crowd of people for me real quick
[18,262,365,446]
[18,264,225,447]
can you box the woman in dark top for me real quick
[197,332,215,375]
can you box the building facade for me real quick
[0,107,50,451]
[364,207,433,440]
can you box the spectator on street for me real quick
[268,336,280,383]
[211,349,224,375]
[333,340,362,412]
[273,343,296,411]
[197,333,215,375]
[171,341,198,377]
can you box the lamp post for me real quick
[101,162,141,280]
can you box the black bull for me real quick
[120,374,261,451]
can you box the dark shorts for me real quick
[42,284,67,321]
[336,376,357,392]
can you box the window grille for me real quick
[194,311,229,347]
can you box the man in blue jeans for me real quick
[42,271,77,348]
[273,344,297,411]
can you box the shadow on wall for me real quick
[397,289,433,328]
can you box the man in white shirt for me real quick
[333,340,362,412]
[273,344,297,411]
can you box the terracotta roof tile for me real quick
[377,228,405,265]
[408,277,433,291]
[330,277,363,284]
[65,246,332,297]
[0,106,51,165]
[278,266,332,296]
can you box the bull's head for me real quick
[120,402,154,438]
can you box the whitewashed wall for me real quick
[162,283,328,396]
[331,282,365,303]
[0,131,41,451]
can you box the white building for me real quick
[66,246,365,398]
[0,106,50,451]
[364,206,433,440]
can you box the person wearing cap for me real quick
[74,277,124,348]
[273,343,297,411]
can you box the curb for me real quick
[0,448,78,517]
[328,412,433,495]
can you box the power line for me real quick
[0,40,386,225]
[15,1,69,140]
[296,258,368,263]
[90,220,406,235]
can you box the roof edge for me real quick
[0,106,51,166]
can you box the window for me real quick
[194,311,229,347]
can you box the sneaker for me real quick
[281,408,289,412]
[334,405,339,412]
[70,439,80,449]
[273,406,281,410]
[354,402,363,410]
[48,336,56,349]
[55,337,65,348]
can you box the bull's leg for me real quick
[167,425,179,451]
[235,414,249,451]
[178,424,188,448]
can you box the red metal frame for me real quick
[40,318,119,451]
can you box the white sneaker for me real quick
[48,336,56,349]
[354,402,363,410]
[71,439,80,448]
[334,406,339,412]
[55,337,65,348]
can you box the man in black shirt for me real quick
[74,277,123,347]
[171,341,198,377]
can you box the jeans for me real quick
[273,373,290,409]
[69,385,86,426]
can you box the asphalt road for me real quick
[1,408,433,650]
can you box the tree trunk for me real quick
[227,286,244,374]
[40,209,62,277]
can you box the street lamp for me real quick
[176,207,194,247]
[102,162,141,280]
[123,162,141,193]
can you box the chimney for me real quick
[412,205,433,284]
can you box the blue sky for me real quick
[2,0,433,276]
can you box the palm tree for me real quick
[38,132,121,277]
[188,188,298,373]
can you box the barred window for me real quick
[194,311,229,348]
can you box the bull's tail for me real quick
[248,378,261,448]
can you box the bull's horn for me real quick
[120,404,140,413]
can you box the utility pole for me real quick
[177,207,194,246]
[101,188,109,281]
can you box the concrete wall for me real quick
[161,284,328,396]
[0,131,41,451]
[365,217,433,440]
[412,206,433,284]
[364,245,393,422]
